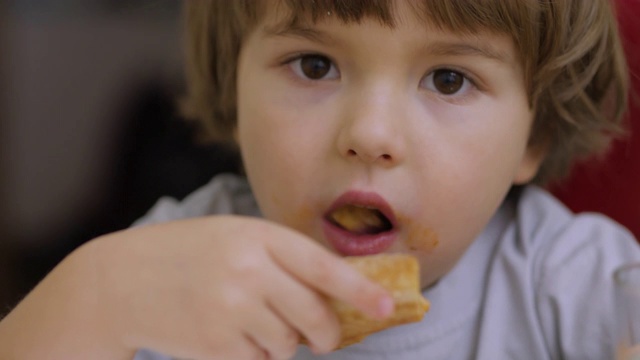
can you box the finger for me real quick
[234,335,269,360]
[267,236,394,320]
[244,303,300,360]
[265,266,341,353]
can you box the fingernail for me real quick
[377,295,394,318]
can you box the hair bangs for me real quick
[276,0,396,27]
[419,0,539,34]
[254,0,539,36]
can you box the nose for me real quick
[336,87,407,167]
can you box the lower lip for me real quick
[321,220,397,256]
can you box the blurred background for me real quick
[0,0,239,311]
[0,0,639,314]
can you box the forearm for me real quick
[0,241,134,360]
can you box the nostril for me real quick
[381,154,391,160]
[347,149,357,156]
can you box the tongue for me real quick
[329,205,389,234]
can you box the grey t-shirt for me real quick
[134,174,640,360]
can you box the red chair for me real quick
[551,0,640,240]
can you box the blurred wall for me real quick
[2,1,183,247]
[1,0,10,312]
[0,0,187,308]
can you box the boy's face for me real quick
[236,3,543,288]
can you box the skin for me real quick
[238,3,544,289]
[0,2,545,360]
[0,217,392,359]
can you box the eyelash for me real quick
[421,66,480,99]
[281,53,481,97]
[282,53,340,82]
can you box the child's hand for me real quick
[90,216,392,359]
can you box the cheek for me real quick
[237,93,323,223]
[413,104,532,232]
[238,73,336,182]
[461,103,533,183]
[239,107,317,182]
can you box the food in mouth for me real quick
[300,253,430,350]
[328,205,393,234]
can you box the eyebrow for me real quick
[263,23,336,45]
[263,24,511,64]
[424,41,512,64]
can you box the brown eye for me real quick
[299,55,332,79]
[432,69,464,95]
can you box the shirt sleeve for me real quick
[131,174,257,227]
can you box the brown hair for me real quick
[180,0,629,185]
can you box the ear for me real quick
[513,143,547,184]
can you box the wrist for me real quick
[81,235,138,358]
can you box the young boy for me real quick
[0,0,637,359]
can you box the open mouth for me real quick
[327,204,394,235]
[322,191,398,255]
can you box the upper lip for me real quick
[323,190,397,230]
